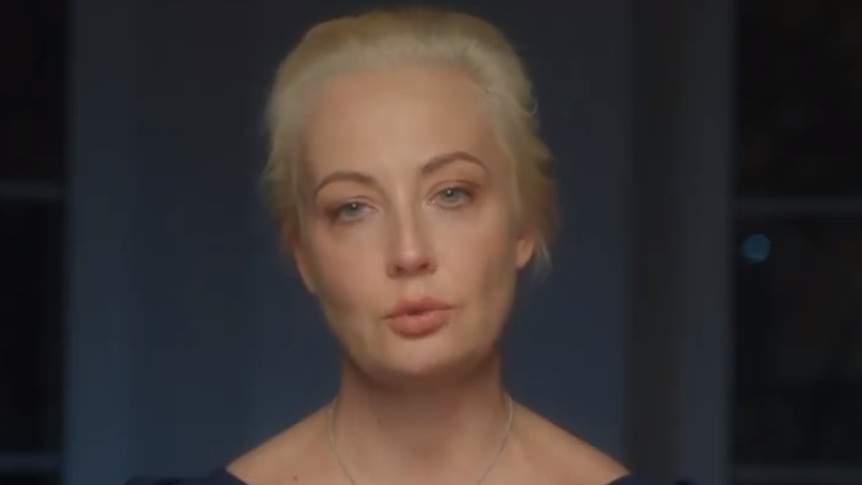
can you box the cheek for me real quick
[437,193,519,259]
[304,230,382,317]
[433,200,521,294]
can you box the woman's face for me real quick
[292,63,535,386]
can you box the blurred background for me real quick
[1,1,860,485]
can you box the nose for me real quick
[385,211,437,278]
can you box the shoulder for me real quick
[125,408,331,485]
[510,404,642,485]
[509,404,629,484]
[509,404,698,485]
[124,469,246,485]
[226,407,333,485]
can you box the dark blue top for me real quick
[126,468,693,485]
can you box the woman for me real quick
[130,6,682,485]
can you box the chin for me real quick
[351,338,496,390]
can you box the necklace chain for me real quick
[327,394,515,485]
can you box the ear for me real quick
[514,226,538,269]
[285,227,317,294]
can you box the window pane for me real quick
[0,200,65,451]
[0,0,67,181]
[0,474,59,485]
[736,1,862,196]
[732,217,862,465]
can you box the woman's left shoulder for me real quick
[513,404,698,485]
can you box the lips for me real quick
[384,297,454,338]
[385,297,453,318]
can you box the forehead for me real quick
[302,63,503,177]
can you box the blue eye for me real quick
[333,201,369,221]
[433,186,472,208]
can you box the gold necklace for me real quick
[327,394,515,485]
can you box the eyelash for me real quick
[431,186,474,209]
[328,185,475,223]
[330,200,370,222]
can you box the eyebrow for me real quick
[312,151,486,197]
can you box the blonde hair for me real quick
[264,6,559,272]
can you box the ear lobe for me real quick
[514,229,538,269]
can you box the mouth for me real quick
[385,297,454,318]
[384,297,454,338]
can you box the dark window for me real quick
[0,201,65,452]
[733,2,862,483]
[0,0,68,182]
[733,218,862,466]
[0,0,68,484]
[736,1,862,197]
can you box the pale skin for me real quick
[228,63,629,485]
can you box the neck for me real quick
[330,352,512,484]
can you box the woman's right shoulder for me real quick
[125,468,247,485]
[224,408,330,485]
[126,409,329,485]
